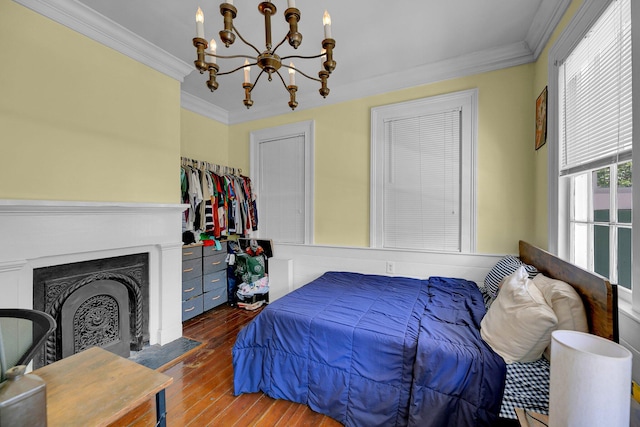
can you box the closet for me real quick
[180,157,259,321]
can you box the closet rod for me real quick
[181,156,243,176]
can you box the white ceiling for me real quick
[15,0,570,124]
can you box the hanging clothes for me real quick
[180,157,259,244]
[201,169,215,233]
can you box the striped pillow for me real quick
[478,285,495,310]
[484,255,539,299]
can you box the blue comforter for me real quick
[232,272,506,426]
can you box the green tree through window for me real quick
[596,162,632,188]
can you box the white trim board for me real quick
[269,243,503,299]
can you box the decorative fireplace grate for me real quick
[33,253,149,368]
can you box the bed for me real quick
[495,241,617,421]
[232,241,617,426]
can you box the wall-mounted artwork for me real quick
[535,86,548,150]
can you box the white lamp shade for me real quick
[549,330,632,427]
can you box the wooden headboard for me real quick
[518,240,618,342]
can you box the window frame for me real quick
[548,0,638,307]
[370,89,478,252]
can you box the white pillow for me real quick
[481,266,558,363]
[533,273,589,360]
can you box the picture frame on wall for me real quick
[535,86,548,150]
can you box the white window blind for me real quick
[383,109,462,251]
[258,135,306,244]
[560,0,632,175]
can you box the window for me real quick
[250,121,314,244]
[549,0,634,295]
[569,163,632,289]
[370,89,477,252]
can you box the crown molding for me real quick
[227,41,534,124]
[13,0,192,82]
[525,0,572,59]
[181,92,229,124]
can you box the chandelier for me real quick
[193,1,336,110]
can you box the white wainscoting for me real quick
[0,199,187,346]
[268,243,503,301]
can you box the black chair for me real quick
[0,309,56,382]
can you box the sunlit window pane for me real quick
[573,222,589,269]
[574,173,590,222]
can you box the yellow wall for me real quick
[0,0,180,203]
[230,65,536,254]
[181,109,229,164]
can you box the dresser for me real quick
[181,244,228,321]
[201,245,228,311]
[181,245,203,321]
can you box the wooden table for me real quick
[32,346,173,427]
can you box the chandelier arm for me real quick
[280,64,322,83]
[273,69,289,90]
[232,25,262,56]
[248,68,270,94]
[207,53,257,61]
[217,61,259,77]
[280,53,326,61]
[270,33,289,56]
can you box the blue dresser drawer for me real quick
[182,258,202,282]
[203,270,226,293]
[202,245,225,258]
[182,245,202,261]
[203,252,226,274]
[203,287,228,311]
[182,295,203,321]
[182,277,202,301]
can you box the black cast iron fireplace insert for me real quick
[32,253,149,368]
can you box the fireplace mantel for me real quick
[0,199,187,346]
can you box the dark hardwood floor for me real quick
[109,304,342,427]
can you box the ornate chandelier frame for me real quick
[193,1,336,110]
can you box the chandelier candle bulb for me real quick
[244,59,250,83]
[196,7,205,39]
[323,10,331,39]
[209,39,217,63]
[289,62,295,85]
[287,0,295,8]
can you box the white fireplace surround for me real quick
[0,199,187,346]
